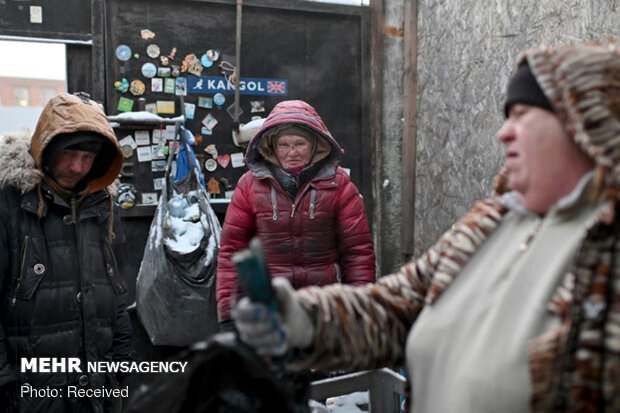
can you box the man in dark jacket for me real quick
[0,92,133,412]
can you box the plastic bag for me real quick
[124,333,311,413]
[136,124,221,346]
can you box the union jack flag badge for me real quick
[267,81,287,95]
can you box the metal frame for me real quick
[177,0,367,15]
[0,35,92,45]
[310,368,406,413]
[91,0,107,103]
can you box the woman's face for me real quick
[275,135,313,170]
[497,104,594,214]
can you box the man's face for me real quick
[498,104,594,214]
[51,149,97,190]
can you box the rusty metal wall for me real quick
[376,0,619,267]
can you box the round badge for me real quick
[115,45,132,61]
[206,49,219,61]
[213,93,225,106]
[205,158,218,172]
[205,158,217,172]
[200,54,214,68]
[129,80,146,96]
[146,44,161,58]
[141,62,157,78]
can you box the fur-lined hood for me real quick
[245,100,344,172]
[495,39,620,196]
[0,130,118,196]
[30,93,122,195]
[0,93,121,196]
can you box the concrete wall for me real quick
[375,0,619,272]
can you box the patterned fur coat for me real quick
[288,41,620,412]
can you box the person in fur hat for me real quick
[0,92,132,412]
[234,40,620,412]
[216,100,376,329]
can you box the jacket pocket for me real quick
[15,236,48,300]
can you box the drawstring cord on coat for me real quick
[107,190,116,244]
[309,188,316,219]
[36,182,45,218]
[269,183,316,221]
[270,184,278,220]
[35,181,116,244]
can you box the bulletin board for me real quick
[104,0,371,215]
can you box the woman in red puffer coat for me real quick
[216,100,375,327]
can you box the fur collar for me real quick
[0,130,42,193]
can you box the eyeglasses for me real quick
[275,141,310,154]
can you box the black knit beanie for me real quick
[504,61,554,118]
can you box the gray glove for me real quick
[233,277,314,356]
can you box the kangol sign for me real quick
[187,76,288,96]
